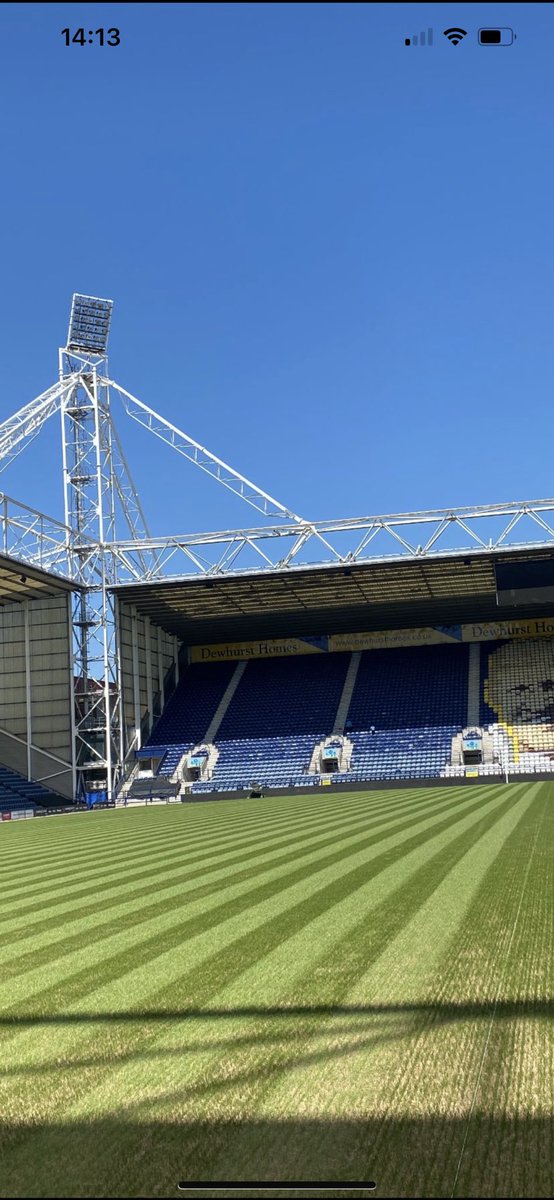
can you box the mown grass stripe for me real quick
[0,786,515,1015]
[449,790,548,1197]
[0,783,551,1200]
[1,787,407,867]
[59,788,538,1132]
[0,787,445,892]
[0,786,469,879]
[390,785,553,1200]
[3,782,454,867]
[68,786,543,1196]
[215,783,537,1015]
[312,785,551,1200]
[0,787,522,1132]
[0,787,469,919]
[0,788,478,957]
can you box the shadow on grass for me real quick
[1,1112,552,1199]
[1,1001,551,1135]
[0,997,552,1025]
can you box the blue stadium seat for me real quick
[0,763,62,810]
[144,644,469,790]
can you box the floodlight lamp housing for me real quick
[67,293,113,354]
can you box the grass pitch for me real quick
[0,782,552,1198]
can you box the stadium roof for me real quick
[0,554,80,605]
[112,545,554,645]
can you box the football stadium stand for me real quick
[129,634,554,797]
[136,644,465,792]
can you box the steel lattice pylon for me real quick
[59,347,127,795]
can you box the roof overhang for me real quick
[111,544,554,645]
[0,554,81,605]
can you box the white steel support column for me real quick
[57,313,158,796]
[114,593,126,778]
[174,636,180,685]
[60,346,114,795]
[101,554,113,796]
[131,607,142,750]
[157,626,164,708]
[57,297,155,797]
[145,617,153,736]
[23,600,32,781]
[66,590,78,799]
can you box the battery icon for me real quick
[478,28,515,45]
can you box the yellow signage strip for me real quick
[190,617,554,664]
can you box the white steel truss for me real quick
[108,379,304,522]
[107,498,554,581]
[2,491,554,582]
[0,378,77,475]
[0,491,77,574]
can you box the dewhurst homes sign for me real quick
[189,617,554,663]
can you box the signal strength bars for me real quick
[405,28,433,46]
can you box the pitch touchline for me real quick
[449,791,546,1199]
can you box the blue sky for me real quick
[0,2,552,536]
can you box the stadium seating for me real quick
[0,764,63,812]
[145,660,237,746]
[191,644,467,790]
[192,735,319,792]
[144,652,351,789]
[126,776,179,803]
[330,644,469,782]
[141,636,554,792]
[139,660,238,777]
[216,653,352,738]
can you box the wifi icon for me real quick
[443,27,467,44]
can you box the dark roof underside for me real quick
[113,548,554,645]
[0,555,77,606]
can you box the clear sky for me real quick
[0,2,552,537]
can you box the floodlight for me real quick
[67,293,113,354]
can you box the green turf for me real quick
[0,783,552,1199]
